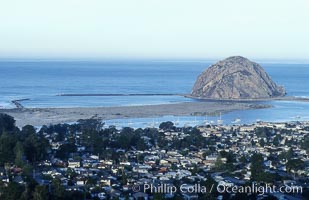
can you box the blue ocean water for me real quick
[1,60,309,125]
[0,60,206,108]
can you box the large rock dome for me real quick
[191,56,286,99]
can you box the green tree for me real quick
[153,193,164,200]
[301,134,309,153]
[21,125,36,137]
[215,155,224,171]
[55,143,77,160]
[51,178,66,200]
[200,175,218,199]
[0,131,17,166]
[22,164,34,181]
[286,159,305,173]
[259,138,265,147]
[65,191,84,200]
[24,132,48,163]
[239,155,247,164]
[20,179,38,200]
[77,119,104,131]
[286,148,294,160]
[0,182,24,200]
[251,153,264,181]
[0,113,15,134]
[14,141,25,167]
[159,121,175,131]
[80,129,105,153]
[32,185,49,200]
[273,135,281,146]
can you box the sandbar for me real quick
[0,101,270,127]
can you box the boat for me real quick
[174,117,180,125]
[204,115,210,125]
[217,112,223,125]
[193,116,198,124]
[232,118,241,124]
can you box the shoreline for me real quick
[0,101,271,127]
[5,94,309,111]
[185,95,309,102]
[7,95,309,110]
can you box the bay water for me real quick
[1,60,309,126]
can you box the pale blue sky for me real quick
[0,0,308,60]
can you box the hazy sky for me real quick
[0,0,308,60]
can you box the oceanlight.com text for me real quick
[133,183,303,195]
[217,183,303,195]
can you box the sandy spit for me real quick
[0,102,270,127]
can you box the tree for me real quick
[286,159,304,173]
[0,113,15,134]
[65,191,84,200]
[215,155,224,171]
[20,179,38,200]
[200,175,218,199]
[22,164,34,181]
[21,125,36,137]
[77,119,104,131]
[80,129,105,153]
[24,132,48,163]
[0,182,24,200]
[159,121,175,131]
[153,193,164,200]
[259,138,265,147]
[301,134,309,153]
[239,155,247,164]
[286,148,294,160]
[51,178,66,200]
[251,153,264,181]
[112,127,135,150]
[0,131,17,165]
[273,135,281,146]
[32,185,49,200]
[55,143,77,160]
[14,141,25,167]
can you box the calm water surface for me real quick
[1,60,309,125]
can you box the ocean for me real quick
[1,60,309,126]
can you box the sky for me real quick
[0,0,308,61]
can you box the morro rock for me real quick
[191,56,286,99]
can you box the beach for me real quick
[0,101,270,127]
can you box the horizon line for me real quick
[0,56,309,64]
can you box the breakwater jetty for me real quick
[11,99,29,109]
[57,93,183,97]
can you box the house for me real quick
[100,177,111,186]
[68,160,80,168]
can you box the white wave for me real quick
[295,96,309,98]
[0,101,15,109]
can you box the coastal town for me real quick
[0,113,308,200]
[1,0,309,200]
